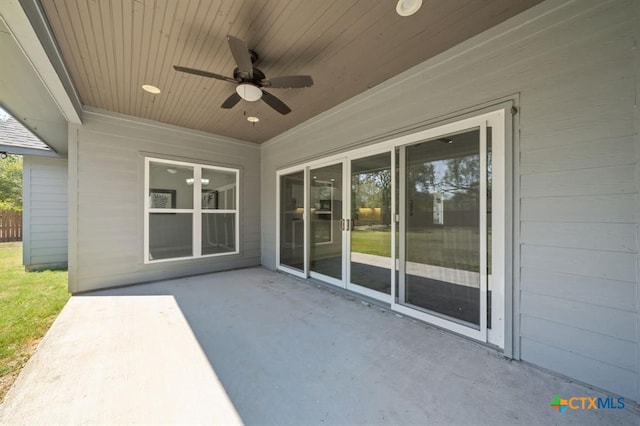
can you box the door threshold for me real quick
[277,269,391,310]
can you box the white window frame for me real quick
[144,157,240,264]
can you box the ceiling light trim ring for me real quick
[396,0,422,17]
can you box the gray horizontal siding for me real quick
[261,0,639,401]
[521,267,636,312]
[521,166,636,197]
[516,0,638,400]
[520,292,635,342]
[521,222,637,253]
[30,231,67,241]
[30,239,67,249]
[521,245,637,283]
[69,110,261,292]
[521,194,637,223]
[521,315,635,372]
[521,338,636,399]
[30,216,68,225]
[520,136,636,173]
[23,156,68,269]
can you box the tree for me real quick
[0,154,22,211]
[352,168,392,225]
[442,155,480,194]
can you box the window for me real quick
[144,157,239,263]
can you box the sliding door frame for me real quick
[276,165,308,278]
[395,121,489,342]
[307,157,347,287]
[345,147,395,304]
[275,107,508,348]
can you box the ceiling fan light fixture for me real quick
[236,84,262,102]
[186,178,210,186]
[396,0,422,16]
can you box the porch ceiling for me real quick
[40,0,542,143]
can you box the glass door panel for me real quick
[403,129,482,326]
[349,153,392,294]
[279,171,305,272]
[309,163,343,280]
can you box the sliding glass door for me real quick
[277,110,504,345]
[404,129,482,323]
[279,170,305,274]
[309,162,344,283]
[348,152,393,298]
[398,125,489,338]
[278,155,394,301]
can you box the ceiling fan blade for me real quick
[261,90,291,115]
[173,65,237,83]
[261,75,314,89]
[221,92,242,109]
[227,35,253,79]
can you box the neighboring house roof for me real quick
[0,107,52,154]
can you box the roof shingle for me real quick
[0,109,51,151]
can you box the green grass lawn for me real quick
[351,227,480,271]
[0,242,69,400]
[350,229,392,257]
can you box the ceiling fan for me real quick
[173,35,314,115]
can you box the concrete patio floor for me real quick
[1,267,638,425]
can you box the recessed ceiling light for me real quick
[247,116,260,123]
[396,0,422,16]
[142,84,161,94]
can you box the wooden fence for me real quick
[0,211,22,242]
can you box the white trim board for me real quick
[0,1,81,124]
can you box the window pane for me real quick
[149,213,193,260]
[149,162,193,209]
[309,163,343,280]
[405,129,481,326]
[202,168,237,210]
[202,213,236,255]
[350,152,392,294]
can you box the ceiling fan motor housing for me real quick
[233,67,266,85]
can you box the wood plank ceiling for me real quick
[40,0,542,143]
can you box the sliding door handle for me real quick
[340,218,354,231]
